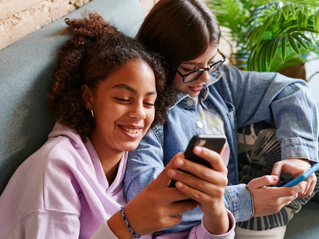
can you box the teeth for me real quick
[122,127,139,134]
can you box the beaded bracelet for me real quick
[120,206,141,238]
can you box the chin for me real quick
[189,92,200,98]
[122,142,140,152]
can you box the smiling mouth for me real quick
[122,126,140,134]
[189,85,203,91]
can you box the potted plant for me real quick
[207,0,319,80]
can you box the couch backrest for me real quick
[0,0,144,195]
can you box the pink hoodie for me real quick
[0,123,235,239]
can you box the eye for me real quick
[180,66,198,73]
[115,97,130,103]
[180,66,192,72]
[144,101,155,107]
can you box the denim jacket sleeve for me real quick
[217,65,318,162]
[124,129,164,203]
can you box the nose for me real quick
[199,70,211,83]
[128,101,146,120]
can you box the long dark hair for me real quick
[137,0,221,84]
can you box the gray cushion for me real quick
[0,0,144,195]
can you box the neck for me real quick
[89,135,124,185]
[101,155,122,185]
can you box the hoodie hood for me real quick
[48,122,84,149]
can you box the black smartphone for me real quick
[169,135,226,187]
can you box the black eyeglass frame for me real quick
[177,49,226,84]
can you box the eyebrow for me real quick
[182,51,218,65]
[112,84,157,96]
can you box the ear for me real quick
[81,84,94,110]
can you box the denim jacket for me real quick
[124,65,318,233]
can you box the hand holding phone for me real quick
[169,135,226,187]
[282,162,319,187]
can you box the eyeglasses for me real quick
[177,49,226,84]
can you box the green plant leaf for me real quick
[208,0,319,72]
[297,10,302,29]
[282,5,290,20]
[288,35,300,55]
[275,1,284,10]
[260,47,266,72]
[246,14,266,26]
[289,3,296,17]
[295,3,305,14]
[275,8,282,22]
[303,6,309,28]
[299,33,314,45]
[315,7,319,32]
[256,13,275,48]
[207,0,244,37]
[296,9,309,29]
[264,41,272,71]
[292,33,309,51]
[247,46,257,71]
[270,37,281,63]
[281,36,286,61]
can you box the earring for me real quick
[90,109,94,118]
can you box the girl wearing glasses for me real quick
[124,0,318,238]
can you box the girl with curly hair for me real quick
[0,12,235,238]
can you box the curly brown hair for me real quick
[47,12,175,141]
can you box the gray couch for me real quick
[0,0,318,238]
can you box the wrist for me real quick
[120,206,141,238]
[202,203,230,234]
[107,210,134,239]
[202,200,225,216]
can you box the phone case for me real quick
[169,135,226,187]
[184,135,226,168]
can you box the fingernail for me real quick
[176,182,183,188]
[271,176,278,182]
[168,170,177,177]
[176,159,184,167]
[194,146,202,153]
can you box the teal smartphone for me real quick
[169,135,226,187]
[282,162,319,187]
